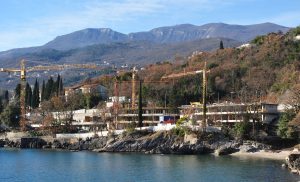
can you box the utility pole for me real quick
[131,67,137,109]
[202,62,207,132]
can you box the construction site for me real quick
[0,59,284,138]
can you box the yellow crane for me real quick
[161,62,209,131]
[0,59,103,131]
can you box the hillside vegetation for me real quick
[92,27,300,107]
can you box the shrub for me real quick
[125,122,136,134]
[232,121,251,139]
[176,116,188,127]
[251,35,265,45]
[277,110,296,138]
[171,127,185,137]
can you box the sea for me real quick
[0,149,299,182]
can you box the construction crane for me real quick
[0,59,103,131]
[161,62,209,131]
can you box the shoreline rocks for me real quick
[1,131,297,175]
[286,150,300,175]
[0,131,272,154]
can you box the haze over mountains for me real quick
[0,22,289,68]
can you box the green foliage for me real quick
[219,40,224,49]
[0,98,3,114]
[208,62,219,69]
[233,121,251,139]
[251,35,265,45]
[29,130,43,137]
[291,26,300,36]
[277,110,296,138]
[85,93,102,109]
[0,101,20,128]
[32,79,40,109]
[271,82,291,93]
[41,80,46,102]
[168,76,201,110]
[171,127,186,137]
[14,83,21,99]
[42,75,64,101]
[25,82,32,108]
[125,122,136,134]
[176,116,188,127]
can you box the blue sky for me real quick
[0,0,299,51]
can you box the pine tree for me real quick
[59,77,63,95]
[55,74,61,96]
[25,83,32,107]
[14,84,21,100]
[25,83,32,108]
[41,80,45,102]
[45,77,54,100]
[3,90,9,106]
[0,97,3,113]
[32,79,40,108]
[219,40,224,49]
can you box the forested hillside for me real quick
[93,27,300,107]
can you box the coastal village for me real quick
[0,25,300,177]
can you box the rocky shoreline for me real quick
[0,130,299,175]
[0,131,272,154]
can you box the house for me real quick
[65,84,108,99]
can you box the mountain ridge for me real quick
[42,22,289,50]
[0,22,290,69]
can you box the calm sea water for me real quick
[0,149,299,182]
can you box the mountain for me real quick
[40,22,289,51]
[0,38,240,68]
[129,23,289,43]
[44,28,128,50]
[0,22,291,89]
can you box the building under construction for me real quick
[115,107,179,129]
[179,102,279,126]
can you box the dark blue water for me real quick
[0,149,298,182]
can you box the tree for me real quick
[219,40,224,49]
[277,110,296,138]
[233,121,251,139]
[55,74,60,96]
[0,98,3,113]
[45,77,54,100]
[85,93,102,109]
[59,77,63,95]
[3,90,9,106]
[14,83,21,100]
[41,80,45,102]
[25,82,32,108]
[32,79,40,108]
[0,101,20,128]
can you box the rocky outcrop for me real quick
[0,131,273,156]
[286,152,300,175]
[20,137,47,148]
[0,139,5,147]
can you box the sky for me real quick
[0,0,299,51]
